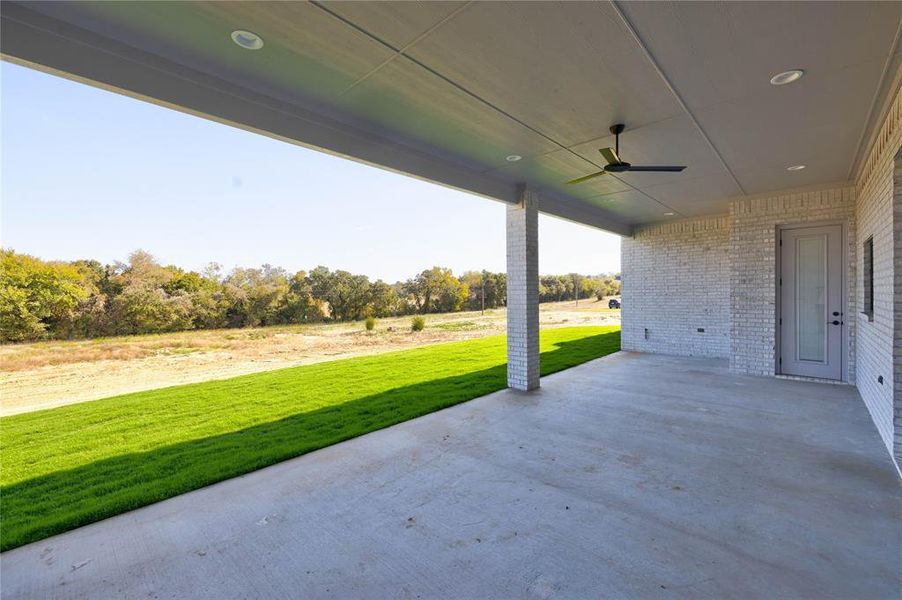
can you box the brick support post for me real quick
[506,186,540,391]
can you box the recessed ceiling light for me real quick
[231,30,264,50]
[505,155,522,162]
[787,164,806,171]
[770,69,804,86]
[663,212,675,216]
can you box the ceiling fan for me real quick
[566,123,687,185]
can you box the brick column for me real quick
[506,186,540,390]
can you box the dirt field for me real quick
[1,299,620,415]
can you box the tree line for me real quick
[0,249,621,342]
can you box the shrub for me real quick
[365,316,376,331]
[411,316,425,332]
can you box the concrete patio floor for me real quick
[3,352,900,599]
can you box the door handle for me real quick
[830,320,842,326]
[832,311,840,316]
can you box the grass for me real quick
[434,320,480,331]
[1,326,619,551]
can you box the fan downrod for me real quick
[610,123,625,158]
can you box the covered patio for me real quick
[2,2,901,594]
[3,352,899,598]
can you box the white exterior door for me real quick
[779,225,843,380]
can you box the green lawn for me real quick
[1,326,619,550]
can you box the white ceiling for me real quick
[2,1,900,233]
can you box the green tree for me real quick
[461,270,506,312]
[540,275,572,302]
[279,271,325,323]
[0,246,616,341]
[60,259,111,337]
[0,250,88,341]
[459,271,484,312]
[222,265,290,327]
[581,277,601,300]
[369,280,400,317]
[106,251,198,334]
[108,287,195,334]
[308,266,371,321]
[597,274,622,298]
[406,267,467,314]
[483,271,506,308]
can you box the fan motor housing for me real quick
[605,162,631,172]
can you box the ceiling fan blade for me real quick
[566,171,607,185]
[598,147,620,165]
[626,165,687,172]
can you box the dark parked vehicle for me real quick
[608,298,621,309]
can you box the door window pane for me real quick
[796,236,826,362]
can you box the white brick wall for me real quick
[894,155,902,467]
[506,187,539,391]
[621,186,857,377]
[730,187,857,378]
[622,216,730,357]
[620,86,901,472]
[854,89,901,464]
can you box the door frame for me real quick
[775,220,849,381]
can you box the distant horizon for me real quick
[3,245,620,284]
[1,62,621,282]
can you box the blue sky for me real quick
[1,62,620,283]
